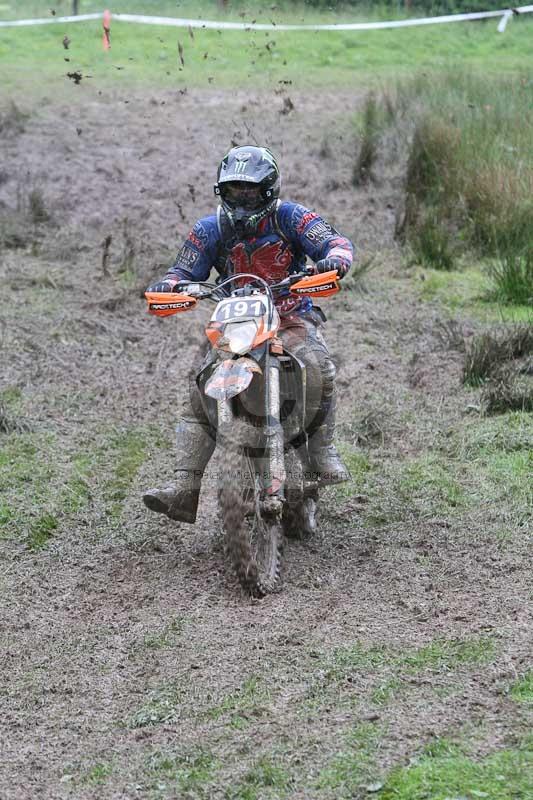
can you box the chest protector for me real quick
[214,202,306,285]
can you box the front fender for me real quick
[204,357,262,402]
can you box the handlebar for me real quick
[173,266,317,302]
[145,266,340,321]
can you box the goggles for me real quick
[222,182,264,211]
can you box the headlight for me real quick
[222,320,258,355]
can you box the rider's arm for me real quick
[278,202,354,277]
[163,216,220,285]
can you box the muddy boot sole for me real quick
[142,492,170,515]
[143,490,198,524]
[166,503,196,524]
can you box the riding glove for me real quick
[146,279,178,293]
[315,258,349,279]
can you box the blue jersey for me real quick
[164,201,354,317]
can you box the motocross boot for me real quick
[307,395,351,486]
[143,417,215,524]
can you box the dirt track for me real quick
[0,86,531,798]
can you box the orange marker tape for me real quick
[103,9,111,50]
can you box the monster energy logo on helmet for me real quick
[260,147,277,167]
[234,158,248,174]
[214,145,281,235]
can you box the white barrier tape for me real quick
[112,7,533,31]
[497,9,513,31]
[1,6,532,31]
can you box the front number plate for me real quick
[213,297,267,323]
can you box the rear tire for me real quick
[282,447,318,539]
[282,447,304,539]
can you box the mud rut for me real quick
[0,87,531,799]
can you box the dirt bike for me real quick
[145,267,341,596]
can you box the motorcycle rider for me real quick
[143,145,354,524]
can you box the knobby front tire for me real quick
[218,420,283,597]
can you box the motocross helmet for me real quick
[214,145,281,235]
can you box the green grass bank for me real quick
[2,2,533,92]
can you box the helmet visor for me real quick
[221,182,264,211]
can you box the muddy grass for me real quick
[0,85,531,800]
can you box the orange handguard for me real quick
[289,269,340,298]
[145,291,197,317]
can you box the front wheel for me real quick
[218,421,284,596]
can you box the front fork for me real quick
[264,359,286,500]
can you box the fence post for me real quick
[73,0,79,14]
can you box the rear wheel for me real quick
[218,421,283,596]
[282,447,318,539]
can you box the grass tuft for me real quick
[129,686,184,729]
[80,762,113,786]
[392,71,533,263]
[0,401,31,434]
[421,737,463,760]
[463,325,533,387]
[482,369,533,415]
[342,254,377,292]
[27,512,58,551]
[0,502,12,530]
[433,317,467,352]
[409,213,456,271]
[334,445,372,501]
[142,617,185,650]
[395,455,465,512]
[0,424,156,550]
[207,676,269,724]
[28,188,50,224]
[306,636,494,707]
[146,748,217,796]
[510,671,533,705]
[352,408,386,447]
[456,412,533,457]
[0,205,35,251]
[379,743,533,800]
[399,637,494,673]
[353,92,380,186]
[316,722,381,796]
[416,266,531,322]
[104,428,148,518]
[488,248,533,306]
[370,678,403,706]
[226,757,291,800]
